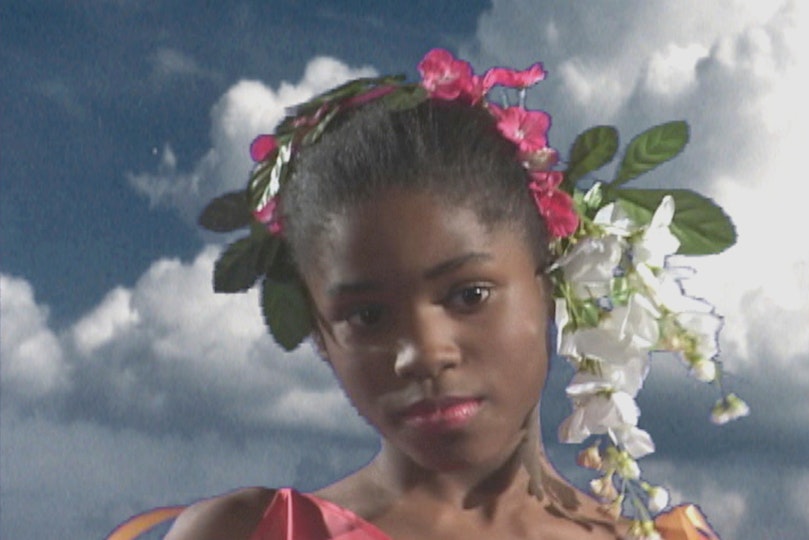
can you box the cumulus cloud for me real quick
[1,249,370,438]
[127,57,376,223]
[0,275,70,401]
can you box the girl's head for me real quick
[282,99,551,278]
[273,99,554,471]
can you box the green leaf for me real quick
[613,121,689,186]
[198,191,251,232]
[379,84,427,111]
[262,279,312,351]
[565,126,619,188]
[214,236,263,292]
[302,106,342,145]
[609,188,737,255]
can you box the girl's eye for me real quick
[347,305,384,328]
[447,285,491,311]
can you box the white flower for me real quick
[594,202,635,236]
[632,195,680,268]
[646,485,670,513]
[710,393,751,425]
[611,425,655,459]
[676,311,723,361]
[556,235,625,298]
[634,263,711,314]
[567,355,650,397]
[689,359,717,383]
[613,294,661,349]
[559,391,640,444]
[563,294,659,365]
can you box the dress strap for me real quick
[105,506,186,540]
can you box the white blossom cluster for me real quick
[551,189,749,527]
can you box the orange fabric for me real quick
[106,506,185,540]
[654,504,721,540]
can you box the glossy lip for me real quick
[399,396,483,433]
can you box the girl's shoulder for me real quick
[163,486,276,540]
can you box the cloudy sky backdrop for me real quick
[2,1,807,539]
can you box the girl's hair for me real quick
[282,98,551,273]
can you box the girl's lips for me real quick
[400,397,482,432]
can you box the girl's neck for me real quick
[369,437,534,511]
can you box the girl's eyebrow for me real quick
[422,251,492,280]
[326,252,492,297]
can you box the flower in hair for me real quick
[418,48,482,102]
[250,134,278,163]
[482,63,546,91]
[528,171,578,238]
[489,103,551,153]
[253,195,283,235]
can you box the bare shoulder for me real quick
[164,487,276,540]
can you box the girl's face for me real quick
[305,189,550,472]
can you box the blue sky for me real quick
[2,1,807,539]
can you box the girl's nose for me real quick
[393,307,462,380]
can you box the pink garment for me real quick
[247,489,720,540]
[249,488,391,540]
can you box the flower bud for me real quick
[590,472,619,501]
[646,485,670,513]
[711,393,750,425]
[690,359,717,383]
[577,444,603,470]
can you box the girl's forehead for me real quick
[306,190,533,288]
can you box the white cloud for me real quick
[72,287,140,355]
[0,274,70,400]
[788,470,809,528]
[151,47,204,79]
[1,249,368,437]
[641,43,708,97]
[127,56,376,223]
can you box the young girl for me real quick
[112,49,741,540]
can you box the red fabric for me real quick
[248,489,717,540]
[249,489,391,540]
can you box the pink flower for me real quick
[418,48,482,102]
[482,63,546,91]
[529,171,579,238]
[489,104,551,153]
[250,135,278,163]
[253,195,284,235]
[529,170,564,191]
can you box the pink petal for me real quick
[482,63,546,91]
[253,196,284,235]
[250,135,278,163]
[529,170,564,192]
[533,189,579,238]
[418,48,480,102]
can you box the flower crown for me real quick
[199,48,748,537]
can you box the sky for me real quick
[1,1,807,539]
